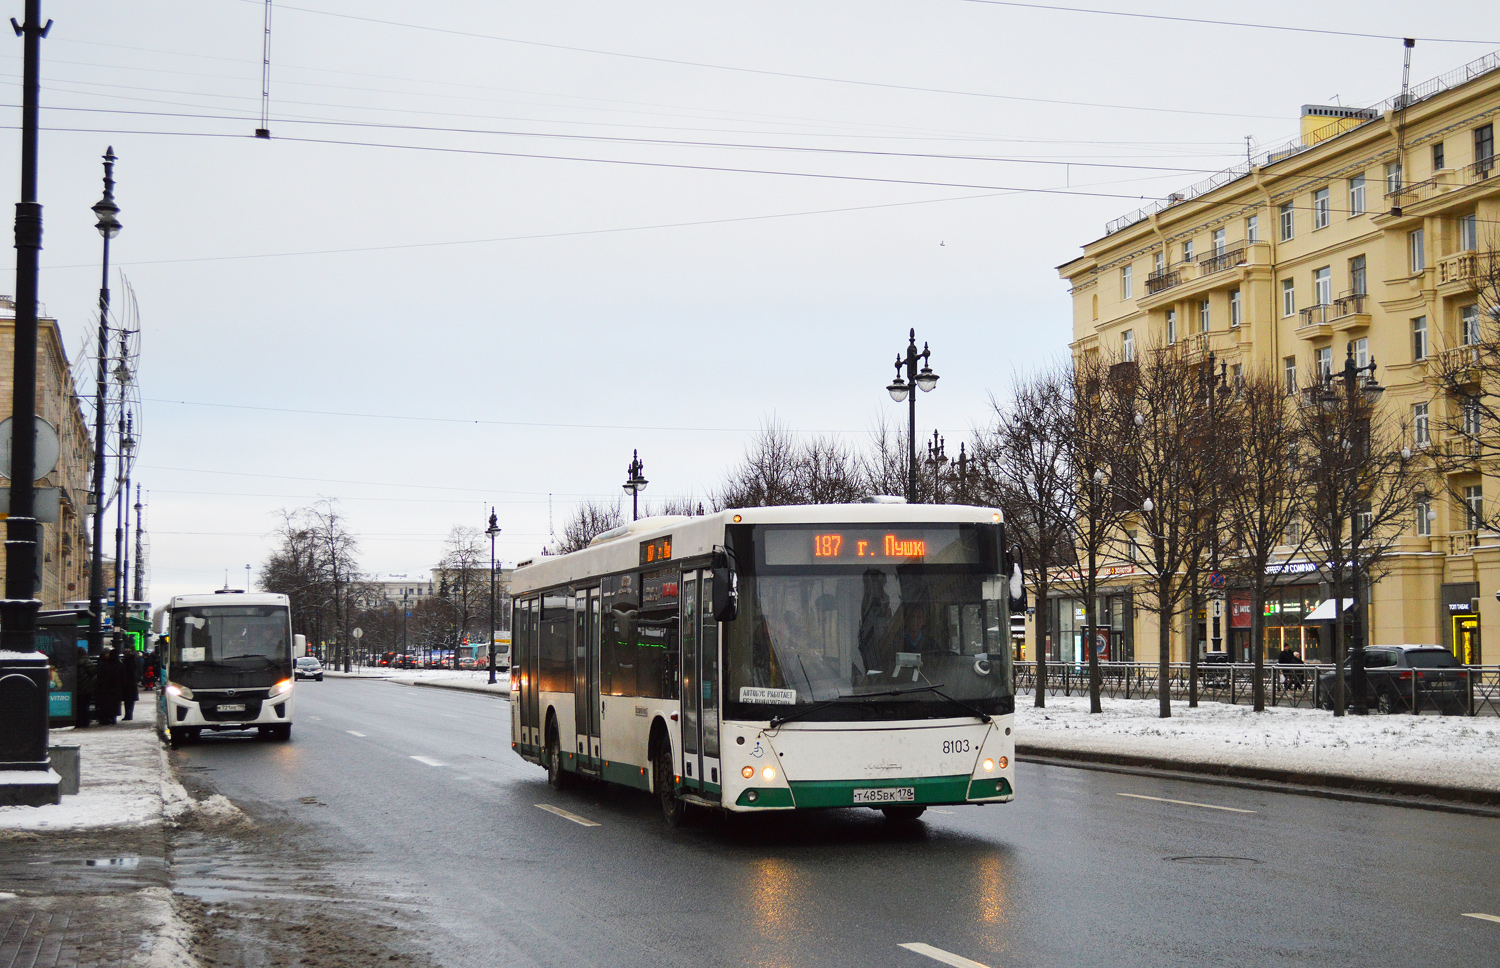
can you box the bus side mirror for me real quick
[294,634,307,658]
[711,545,739,622]
[1003,545,1028,614]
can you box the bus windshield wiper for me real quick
[912,681,993,724]
[769,683,947,728]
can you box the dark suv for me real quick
[1318,646,1469,714]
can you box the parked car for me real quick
[294,656,324,681]
[1317,645,1469,714]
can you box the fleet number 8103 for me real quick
[942,738,972,755]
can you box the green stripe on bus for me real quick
[966,776,1013,800]
[786,775,971,809]
[602,760,652,792]
[735,787,795,808]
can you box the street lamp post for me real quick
[886,329,939,503]
[623,450,648,520]
[112,414,134,654]
[87,147,120,657]
[1330,347,1383,716]
[925,431,947,502]
[486,508,501,685]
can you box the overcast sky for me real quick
[2,0,1497,603]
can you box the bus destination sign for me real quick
[761,526,984,566]
[639,535,672,566]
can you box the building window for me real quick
[1231,363,1244,387]
[1182,239,1194,263]
[1154,251,1165,273]
[1476,123,1495,173]
[1199,300,1210,332]
[1348,173,1366,216]
[1386,161,1403,195]
[1091,293,1098,320]
[1284,356,1297,394]
[1409,228,1425,272]
[1286,517,1302,545]
[1229,289,1242,327]
[1281,278,1296,317]
[1122,328,1135,362]
[1121,264,1133,298]
[1212,228,1226,255]
[1354,505,1373,541]
[1464,397,1481,438]
[1126,530,1139,562]
[1432,142,1445,171]
[1416,499,1433,537]
[1414,402,1430,445]
[1166,309,1177,345]
[1465,484,1484,530]
[1462,304,1480,346]
[1460,213,1478,251]
[1413,316,1428,360]
[1245,214,1259,243]
[1313,187,1330,228]
[1350,336,1368,369]
[1349,254,1367,295]
[1279,201,1295,241]
[1313,266,1332,306]
[1315,346,1332,381]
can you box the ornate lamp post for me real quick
[886,329,939,502]
[623,450,648,521]
[1327,347,1383,715]
[87,147,121,656]
[486,508,501,685]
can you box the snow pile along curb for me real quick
[1016,695,1500,802]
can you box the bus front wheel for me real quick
[881,805,927,823]
[545,724,569,790]
[655,747,689,828]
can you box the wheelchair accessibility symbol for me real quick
[749,741,765,759]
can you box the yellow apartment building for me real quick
[0,296,94,609]
[1052,50,1500,668]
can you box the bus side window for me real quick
[603,575,639,697]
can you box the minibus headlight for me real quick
[270,678,294,697]
[983,758,995,772]
[761,766,776,781]
[165,682,192,700]
[742,766,755,779]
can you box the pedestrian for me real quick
[75,645,96,728]
[120,648,140,721]
[95,647,123,726]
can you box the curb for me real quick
[1016,744,1500,818]
[398,679,511,699]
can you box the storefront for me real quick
[1228,584,1328,662]
[1442,582,1481,664]
[1048,591,1134,664]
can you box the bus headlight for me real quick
[983,758,995,772]
[742,766,755,779]
[270,678,294,697]
[761,766,776,781]
[165,682,192,700]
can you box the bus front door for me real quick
[575,587,602,773]
[680,570,722,794]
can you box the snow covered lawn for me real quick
[0,709,190,833]
[1016,695,1500,794]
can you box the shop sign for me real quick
[1267,560,1320,575]
[1230,596,1253,629]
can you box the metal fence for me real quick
[1015,661,1500,717]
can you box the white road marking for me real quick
[535,803,601,827]
[346,730,366,737]
[899,942,993,968]
[1117,792,1255,814]
[410,756,446,767]
[1463,913,1500,924]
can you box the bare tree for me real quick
[260,499,362,668]
[552,500,625,555]
[716,418,804,508]
[437,526,489,660]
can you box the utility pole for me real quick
[2,0,51,656]
[112,411,131,652]
[132,484,144,603]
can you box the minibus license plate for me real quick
[217,703,245,713]
[853,787,914,804]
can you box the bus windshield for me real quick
[724,523,1014,722]
[171,606,290,668]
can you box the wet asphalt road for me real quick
[173,678,1500,968]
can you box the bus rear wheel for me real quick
[655,747,688,828]
[881,805,927,823]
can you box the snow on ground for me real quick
[0,710,175,832]
[1017,694,1500,793]
[327,667,510,692]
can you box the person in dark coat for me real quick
[120,649,141,721]
[95,647,124,726]
[75,646,97,728]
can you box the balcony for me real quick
[1197,246,1247,277]
[1436,250,1496,289]
[1145,268,1183,295]
[1450,531,1478,556]
[1328,293,1371,332]
[1465,156,1496,185]
[1297,304,1333,338]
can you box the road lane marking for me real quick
[1117,792,1255,814]
[346,730,366,737]
[535,803,600,827]
[1463,913,1500,924]
[899,942,993,968]
[410,756,447,767]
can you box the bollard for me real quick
[0,651,60,806]
[49,744,79,796]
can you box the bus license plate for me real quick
[853,787,914,804]
[217,703,245,713]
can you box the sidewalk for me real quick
[328,667,511,696]
[1015,695,1500,806]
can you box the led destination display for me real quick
[760,525,987,567]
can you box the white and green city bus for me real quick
[509,502,1024,824]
